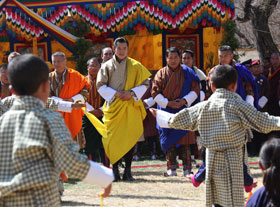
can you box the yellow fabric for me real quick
[102,57,151,164]
[82,108,107,137]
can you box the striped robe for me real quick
[152,65,199,150]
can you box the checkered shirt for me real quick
[0,102,7,117]
[169,88,280,207]
[0,96,90,207]
[2,96,59,111]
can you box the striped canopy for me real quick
[0,0,235,48]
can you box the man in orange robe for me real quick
[49,52,89,148]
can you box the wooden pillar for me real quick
[33,37,38,56]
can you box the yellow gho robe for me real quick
[94,56,151,164]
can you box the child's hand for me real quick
[149,108,157,117]
[98,184,112,198]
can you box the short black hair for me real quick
[219,45,233,53]
[0,64,7,71]
[182,49,194,58]
[211,64,237,89]
[166,47,180,57]
[114,37,129,48]
[8,54,49,95]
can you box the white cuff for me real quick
[154,93,168,109]
[258,96,268,108]
[82,161,114,188]
[143,97,156,108]
[57,101,73,113]
[200,91,205,101]
[72,94,85,104]
[51,96,63,101]
[131,85,148,101]
[156,110,175,128]
[246,95,254,106]
[183,91,198,107]
[85,102,95,112]
[98,85,117,103]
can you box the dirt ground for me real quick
[61,158,263,207]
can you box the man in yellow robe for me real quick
[96,37,151,181]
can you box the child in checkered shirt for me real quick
[151,64,280,207]
[0,54,114,206]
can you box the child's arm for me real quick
[49,114,114,190]
[236,100,280,133]
[151,103,202,131]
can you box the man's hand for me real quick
[64,98,74,102]
[90,109,103,117]
[167,99,186,109]
[99,184,112,198]
[71,103,86,109]
[149,108,157,117]
[118,91,132,101]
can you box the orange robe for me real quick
[57,68,90,138]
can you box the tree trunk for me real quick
[251,7,279,61]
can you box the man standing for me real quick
[267,52,280,136]
[211,45,258,107]
[0,65,12,99]
[82,57,110,167]
[96,37,151,181]
[101,47,113,64]
[49,52,89,148]
[152,47,200,176]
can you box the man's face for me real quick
[166,52,180,69]
[182,53,193,68]
[101,48,113,63]
[87,60,101,77]
[218,50,234,65]
[113,42,128,60]
[0,69,9,85]
[249,65,262,76]
[270,53,280,69]
[52,55,66,73]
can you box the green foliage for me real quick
[68,38,93,75]
[221,20,241,61]
[67,19,92,75]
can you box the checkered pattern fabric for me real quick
[169,88,280,207]
[2,95,59,111]
[0,96,90,207]
[0,102,7,116]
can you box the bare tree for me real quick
[237,0,280,61]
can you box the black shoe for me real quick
[113,168,121,182]
[122,168,135,181]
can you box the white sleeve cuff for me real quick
[131,85,148,101]
[57,101,73,113]
[156,110,175,128]
[85,102,95,112]
[154,93,168,109]
[98,85,117,103]
[246,95,254,106]
[51,96,63,101]
[72,94,85,104]
[200,91,205,101]
[183,91,198,107]
[82,161,114,188]
[259,96,268,108]
[143,97,156,108]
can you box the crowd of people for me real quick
[0,37,280,207]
